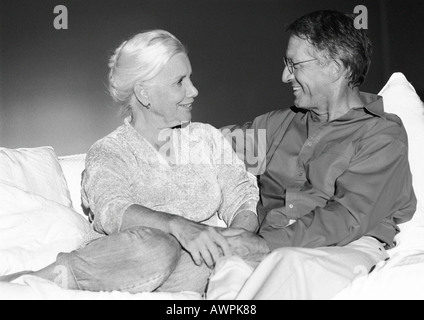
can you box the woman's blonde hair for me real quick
[108,30,187,116]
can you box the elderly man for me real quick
[220,10,416,299]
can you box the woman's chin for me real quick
[181,114,192,123]
[171,118,191,128]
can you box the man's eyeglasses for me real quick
[283,57,318,74]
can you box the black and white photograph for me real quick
[1,0,423,303]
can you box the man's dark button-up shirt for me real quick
[227,93,416,250]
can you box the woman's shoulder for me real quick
[86,124,130,160]
[189,122,224,137]
[188,122,229,146]
[188,122,231,155]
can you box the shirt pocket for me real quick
[307,143,353,196]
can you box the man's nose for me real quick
[282,66,294,83]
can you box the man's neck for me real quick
[312,86,364,122]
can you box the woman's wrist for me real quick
[122,204,180,236]
[166,213,183,236]
[230,210,259,232]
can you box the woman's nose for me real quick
[187,80,199,98]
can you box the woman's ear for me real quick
[134,82,150,108]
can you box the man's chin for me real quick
[294,98,312,111]
[294,100,305,110]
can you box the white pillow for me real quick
[378,73,424,253]
[0,181,91,275]
[0,147,72,208]
[58,154,87,217]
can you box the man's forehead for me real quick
[286,36,316,59]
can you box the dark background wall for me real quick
[1,0,423,156]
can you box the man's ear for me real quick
[330,59,349,83]
[134,82,150,107]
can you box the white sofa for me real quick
[0,73,423,300]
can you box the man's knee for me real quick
[267,247,317,266]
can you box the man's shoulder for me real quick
[383,111,404,128]
[374,111,407,138]
[359,111,409,148]
[362,93,407,141]
[261,105,297,119]
[253,106,299,129]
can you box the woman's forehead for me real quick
[155,53,191,81]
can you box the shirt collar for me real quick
[359,92,386,119]
[325,92,386,122]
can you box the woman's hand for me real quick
[168,216,232,268]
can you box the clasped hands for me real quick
[169,217,271,268]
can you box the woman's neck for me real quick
[130,111,173,151]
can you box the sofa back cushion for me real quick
[379,73,424,253]
[0,147,72,207]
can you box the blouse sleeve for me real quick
[208,125,260,226]
[81,138,135,235]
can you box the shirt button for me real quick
[288,204,294,209]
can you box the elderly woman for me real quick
[1,30,259,294]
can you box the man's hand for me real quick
[220,228,271,267]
